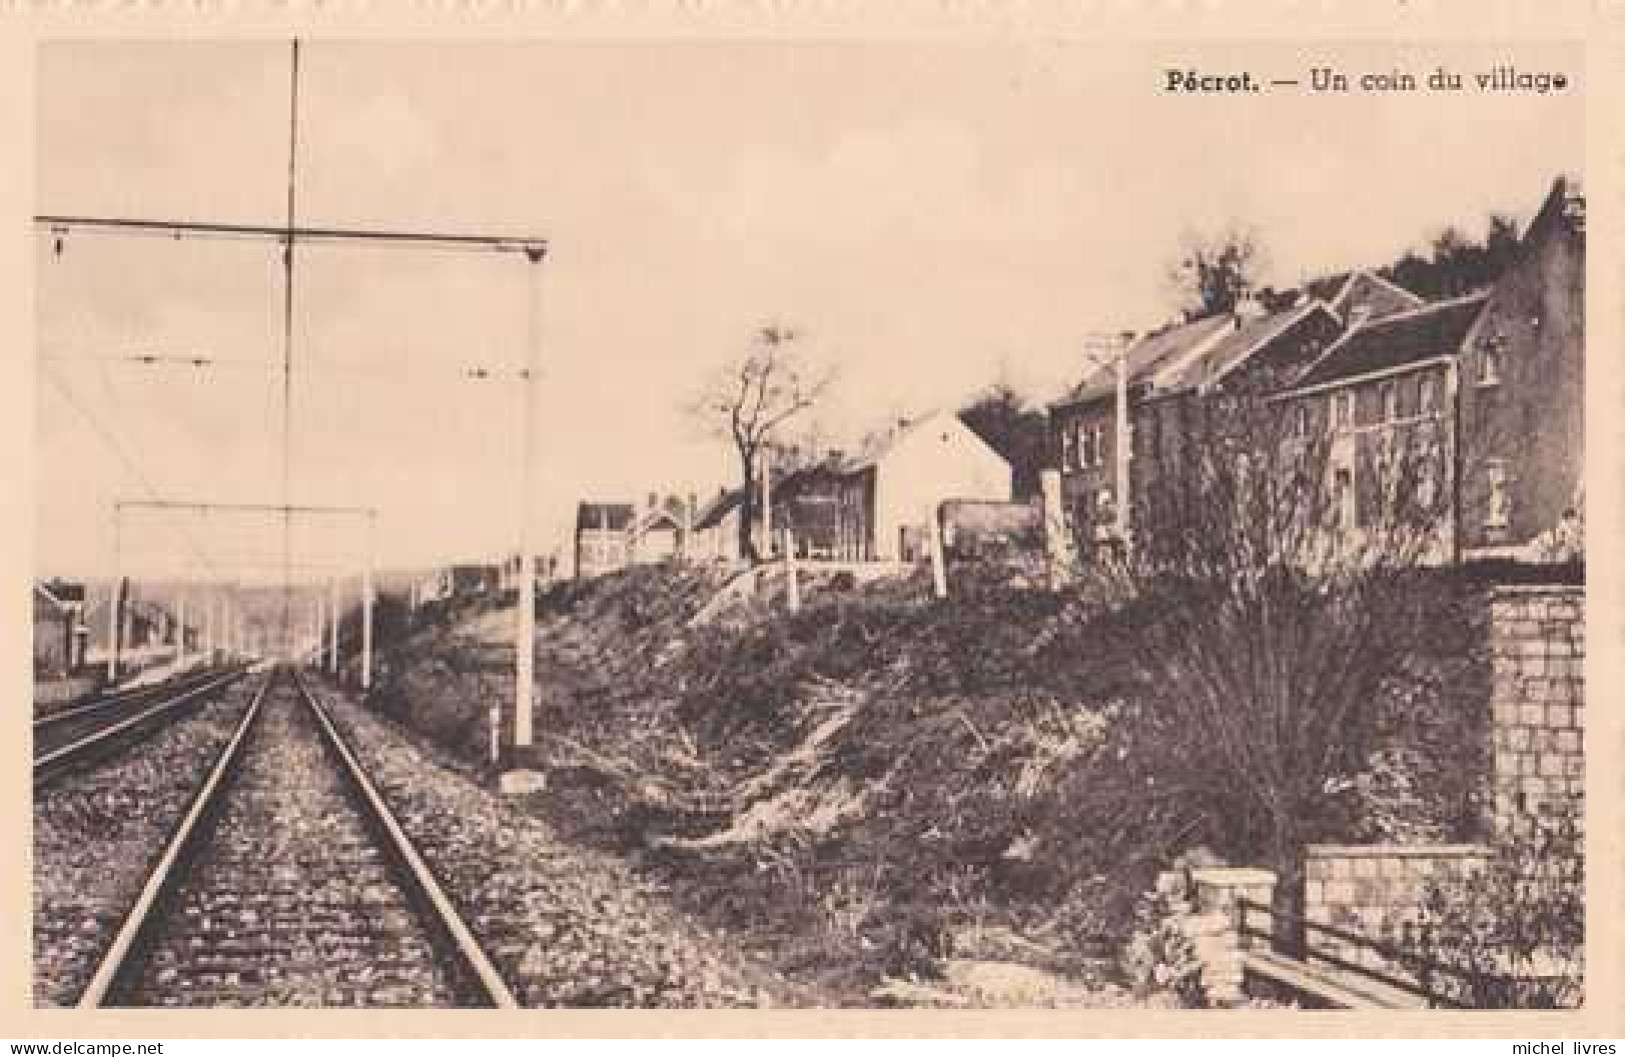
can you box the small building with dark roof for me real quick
[574,501,636,579]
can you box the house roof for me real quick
[693,489,742,530]
[1149,301,1339,395]
[843,408,1007,473]
[1332,271,1426,316]
[575,501,635,533]
[770,462,849,503]
[1302,272,1353,304]
[34,581,85,610]
[1286,292,1490,393]
[631,504,684,534]
[1053,314,1236,409]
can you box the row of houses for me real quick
[1050,174,1584,567]
[32,579,202,679]
[574,408,1016,577]
[567,175,1580,584]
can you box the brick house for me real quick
[769,460,848,559]
[1274,292,1488,556]
[1049,315,1234,554]
[1051,272,1420,558]
[1456,174,1584,560]
[1274,175,1584,565]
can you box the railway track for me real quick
[77,666,516,1008]
[33,668,248,787]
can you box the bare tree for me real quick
[689,325,833,562]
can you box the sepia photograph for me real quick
[27,36,1584,1014]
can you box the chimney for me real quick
[1233,287,1266,323]
[827,448,844,468]
[646,491,658,511]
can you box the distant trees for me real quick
[1168,224,1266,320]
[688,326,833,563]
[1381,214,1522,301]
[959,381,1050,501]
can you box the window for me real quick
[1479,342,1503,387]
[1060,424,1076,470]
[1419,375,1438,414]
[1093,425,1109,468]
[1334,464,1357,532]
[1486,460,1510,531]
[1332,391,1355,431]
[1293,403,1311,439]
[1417,454,1439,512]
[1093,489,1116,542]
[1380,381,1399,422]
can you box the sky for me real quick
[34,40,1583,582]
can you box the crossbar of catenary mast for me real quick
[35,215,548,255]
[116,499,376,517]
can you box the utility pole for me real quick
[106,509,121,682]
[510,245,547,782]
[362,512,376,691]
[328,576,339,675]
[174,593,187,673]
[1114,334,1132,552]
[1082,332,1138,558]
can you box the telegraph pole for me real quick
[1082,332,1138,557]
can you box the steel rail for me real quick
[75,674,273,1008]
[33,670,247,787]
[35,666,237,732]
[290,670,519,1008]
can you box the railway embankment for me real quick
[362,564,1497,1007]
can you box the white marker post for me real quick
[928,504,948,600]
[784,527,800,613]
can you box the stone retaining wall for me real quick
[1488,585,1584,836]
[1303,843,1489,966]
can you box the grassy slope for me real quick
[369,562,1490,1004]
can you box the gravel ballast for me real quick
[314,681,807,1008]
[32,680,259,1007]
